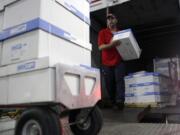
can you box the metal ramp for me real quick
[1,118,180,135]
[100,123,180,135]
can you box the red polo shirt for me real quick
[98,28,122,66]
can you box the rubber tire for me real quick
[69,106,103,135]
[15,108,62,135]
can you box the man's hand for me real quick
[110,40,121,47]
[98,40,121,51]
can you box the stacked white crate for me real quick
[124,71,171,105]
[113,29,141,61]
[0,0,91,66]
[0,0,95,105]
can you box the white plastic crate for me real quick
[0,57,55,104]
[0,58,100,108]
[0,0,18,11]
[8,68,56,104]
[3,0,90,43]
[1,29,92,66]
[0,11,3,32]
[125,71,171,104]
[135,94,168,103]
[125,93,134,104]
[0,77,8,104]
[113,29,141,61]
[0,42,2,65]
[125,72,171,91]
[130,82,169,103]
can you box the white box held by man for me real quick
[113,29,141,61]
[1,29,91,66]
[3,0,90,43]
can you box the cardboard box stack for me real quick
[0,0,92,105]
[125,71,171,106]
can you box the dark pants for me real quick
[101,62,125,104]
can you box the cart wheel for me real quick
[69,106,103,135]
[15,108,62,135]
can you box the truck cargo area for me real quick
[90,0,180,134]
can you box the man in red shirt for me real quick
[98,13,125,110]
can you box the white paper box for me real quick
[0,65,8,77]
[132,73,159,84]
[130,82,169,103]
[113,29,141,61]
[1,30,91,66]
[8,68,56,104]
[0,41,2,65]
[132,73,171,91]
[135,95,168,103]
[0,57,50,77]
[125,93,134,104]
[0,77,8,104]
[124,75,134,93]
[0,0,18,11]
[0,0,5,11]
[55,0,90,22]
[3,0,90,43]
[130,83,161,95]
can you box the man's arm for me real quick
[99,40,121,51]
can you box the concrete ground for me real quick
[1,108,180,135]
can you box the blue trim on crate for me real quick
[0,18,84,48]
[126,91,169,97]
[128,72,160,77]
[124,75,133,79]
[129,82,160,87]
[125,93,134,97]
[63,1,90,24]
[55,0,90,25]
[0,18,71,41]
[136,91,169,96]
